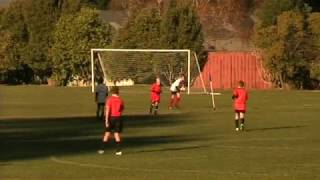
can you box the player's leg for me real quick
[98,118,114,154]
[98,103,105,120]
[103,132,111,142]
[149,102,154,114]
[174,92,181,108]
[114,118,123,155]
[235,112,240,131]
[98,131,111,154]
[153,101,159,115]
[96,103,100,119]
[97,103,105,120]
[114,132,122,155]
[240,112,245,131]
[169,93,175,109]
[101,103,105,119]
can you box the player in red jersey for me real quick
[149,77,162,115]
[232,80,248,131]
[98,86,124,155]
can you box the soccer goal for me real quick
[90,48,207,94]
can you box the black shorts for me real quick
[106,117,123,133]
[171,91,180,95]
[235,110,246,113]
[97,103,105,109]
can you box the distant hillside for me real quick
[3,0,318,51]
[1,0,255,51]
[104,0,319,51]
[104,0,256,51]
[0,0,11,7]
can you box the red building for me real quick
[193,52,272,89]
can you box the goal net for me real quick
[90,49,207,94]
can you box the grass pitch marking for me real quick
[50,156,277,176]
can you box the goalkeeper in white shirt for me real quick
[169,75,185,109]
[95,78,108,120]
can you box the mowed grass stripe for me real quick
[0,85,320,179]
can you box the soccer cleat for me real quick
[235,128,239,131]
[115,151,122,156]
[97,150,104,154]
[240,124,245,131]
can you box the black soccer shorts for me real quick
[106,117,123,133]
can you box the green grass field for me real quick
[1,85,320,180]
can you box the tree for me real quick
[58,0,82,14]
[111,0,204,84]
[255,0,304,27]
[160,0,203,83]
[0,0,30,83]
[253,0,320,89]
[308,13,320,82]
[0,0,67,84]
[0,30,13,73]
[21,0,62,83]
[110,8,161,83]
[82,0,111,10]
[51,7,113,85]
[254,10,312,89]
[304,0,320,12]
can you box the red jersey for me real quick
[106,95,124,117]
[233,88,248,111]
[150,83,162,102]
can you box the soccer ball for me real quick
[180,87,186,91]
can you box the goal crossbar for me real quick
[91,48,191,93]
[91,49,191,52]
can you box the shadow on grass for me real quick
[246,125,306,132]
[0,113,196,162]
[127,144,210,154]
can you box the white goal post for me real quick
[90,48,207,94]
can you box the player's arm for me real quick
[154,85,161,94]
[232,90,238,100]
[105,101,110,127]
[178,85,182,91]
[95,92,98,102]
[179,80,186,91]
[179,85,186,91]
[151,85,155,92]
[120,100,124,112]
[105,86,109,97]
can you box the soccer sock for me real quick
[96,107,99,118]
[101,110,105,120]
[100,141,108,150]
[240,118,245,126]
[149,104,153,113]
[154,105,158,115]
[169,98,174,107]
[235,120,239,128]
[97,105,103,119]
[116,141,121,152]
[175,97,181,107]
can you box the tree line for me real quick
[0,0,112,85]
[0,0,203,85]
[253,0,320,89]
[0,0,319,89]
